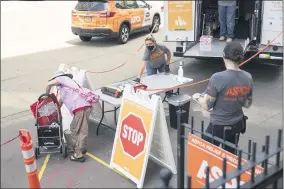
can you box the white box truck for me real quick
[164,0,283,65]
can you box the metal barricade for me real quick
[158,98,283,189]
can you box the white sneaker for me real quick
[226,38,233,42]
[219,36,226,41]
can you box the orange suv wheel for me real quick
[118,24,130,44]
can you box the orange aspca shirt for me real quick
[142,44,170,69]
[204,70,253,125]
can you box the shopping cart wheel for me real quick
[62,142,68,158]
[35,147,40,159]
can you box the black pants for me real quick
[202,118,245,155]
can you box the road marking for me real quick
[38,154,50,181]
[86,152,128,179]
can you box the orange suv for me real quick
[71,0,162,44]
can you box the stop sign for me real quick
[120,113,147,159]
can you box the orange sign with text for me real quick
[111,99,153,184]
[168,1,193,31]
[187,134,264,188]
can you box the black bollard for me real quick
[159,168,173,189]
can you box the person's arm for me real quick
[166,50,171,65]
[160,45,171,65]
[58,97,63,108]
[137,50,150,79]
[193,75,218,111]
[138,61,147,79]
[194,93,217,111]
[243,79,253,108]
[243,95,252,108]
[46,79,60,94]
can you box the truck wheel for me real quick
[150,15,160,33]
[118,24,129,44]
[79,36,92,42]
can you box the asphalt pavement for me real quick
[1,1,283,188]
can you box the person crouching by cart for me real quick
[192,42,253,155]
[45,71,92,162]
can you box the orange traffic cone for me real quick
[19,129,41,189]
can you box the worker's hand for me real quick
[165,65,170,74]
[133,78,141,83]
[192,93,201,102]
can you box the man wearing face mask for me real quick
[135,35,171,82]
[192,42,253,154]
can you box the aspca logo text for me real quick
[225,86,251,96]
[150,50,164,60]
[131,16,141,24]
[197,160,245,188]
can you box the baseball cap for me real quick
[223,41,244,56]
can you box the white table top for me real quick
[141,73,193,95]
[94,73,193,107]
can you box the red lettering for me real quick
[233,87,239,96]
[226,88,233,96]
[226,86,251,97]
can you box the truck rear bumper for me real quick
[174,40,283,65]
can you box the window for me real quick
[137,1,147,8]
[125,1,138,9]
[115,0,127,9]
[75,1,109,11]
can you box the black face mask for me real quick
[146,45,155,51]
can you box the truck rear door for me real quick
[164,0,201,42]
[260,1,283,46]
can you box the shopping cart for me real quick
[30,93,68,159]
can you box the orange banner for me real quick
[187,134,264,188]
[168,1,193,31]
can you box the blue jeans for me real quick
[146,63,166,76]
[218,5,236,38]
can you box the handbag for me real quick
[61,79,100,105]
[73,87,100,105]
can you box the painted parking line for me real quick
[38,154,50,181]
[37,152,127,182]
[86,152,128,179]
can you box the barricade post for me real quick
[168,94,191,189]
[18,129,41,189]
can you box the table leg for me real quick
[114,107,118,125]
[96,101,105,136]
[162,95,167,103]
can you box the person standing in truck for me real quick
[218,0,236,42]
[192,42,253,154]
